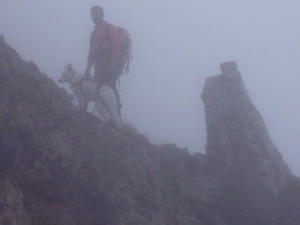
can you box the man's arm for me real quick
[85,59,94,76]
[85,35,95,76]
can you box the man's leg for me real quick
[94,58,122,116]
[94,59,105,83]
[105,72,122,116]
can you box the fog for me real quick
[1,1,300,175]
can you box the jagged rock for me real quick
[0,181,30,225]
[0,39,221,224]
[0,35,4,42]
[0,41,300,225]
[202,61,290,188]
[202,61,295,224]
[29,61,40,73]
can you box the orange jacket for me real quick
[88,21,120,62]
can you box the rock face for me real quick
[203,61,291,191]
[201,61,298,224]
[0,39,300,225]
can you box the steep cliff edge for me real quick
[0,38,300,225]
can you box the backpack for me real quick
[116,26,132,75]
[106,24,132,75]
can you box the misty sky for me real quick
[1,1,300,175]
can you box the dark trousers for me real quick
[94,57,122,115]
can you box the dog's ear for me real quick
[67,63,73,72]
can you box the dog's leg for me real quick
[73,90,83,111]
[95,99,110,126]
[107,106,123,129]
[75,94,88,112]
[99,87,123,129]
[83,100,88,112]
[78,98,83,110]
[92,102,98,115]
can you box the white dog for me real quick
[58,64,123,129]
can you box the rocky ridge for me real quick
[0,38,300,225]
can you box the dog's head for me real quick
[58,63,74,84]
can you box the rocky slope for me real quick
[0,37,300,225]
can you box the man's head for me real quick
[91,6,104,25]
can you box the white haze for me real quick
[1,1,300,175]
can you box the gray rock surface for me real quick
[0,181,30,225]
[0,40,299,225]
[202,61,291,190]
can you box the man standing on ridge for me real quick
[85,5,122,115]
